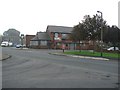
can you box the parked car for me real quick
[16,44,22,48]
[1,41,13,47]
[8,42,13,46]
[23,44,26,47]
[107,47,119,51]
[16,44,26,48]
[1,43,6,47]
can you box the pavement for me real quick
[0,47,28,61]
[0,53,11,61]
[49,52,110,61]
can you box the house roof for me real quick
[46,25,73,33]
[26,35,35,37]
[31,32,50,41]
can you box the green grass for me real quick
[64,50,119,59]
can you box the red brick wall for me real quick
[25,35,35,47]
[47,32,94,50]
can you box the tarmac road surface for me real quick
[2,47,119,88]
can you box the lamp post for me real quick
[97,11,103,57]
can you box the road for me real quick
[2,47,118,88]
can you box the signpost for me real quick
[21,34,24,49]
[62,44,65,53]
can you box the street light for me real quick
[97,11,103,57]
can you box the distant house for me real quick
[30,32,51,49]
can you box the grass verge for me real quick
[64,50,120,59]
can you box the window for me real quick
[62,34,67,37]
[30,41,38,46]
[55,33,58,38]
[62,34,67,39]
[40,41,47,45]
[54,33,61,40]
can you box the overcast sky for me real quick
[0,0,119,35]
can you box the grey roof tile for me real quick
[46,25,73,33]
[31,32,50,41]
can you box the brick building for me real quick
[29,25,94,50]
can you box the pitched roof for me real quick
[31,32,50,41]
[46,25,73,33]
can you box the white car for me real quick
[16,44,22,48]
[8,42,13,46]
[1,41,9,47]
[107,47,119,51]
[1,43,6,47]
[1,41,13,47]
